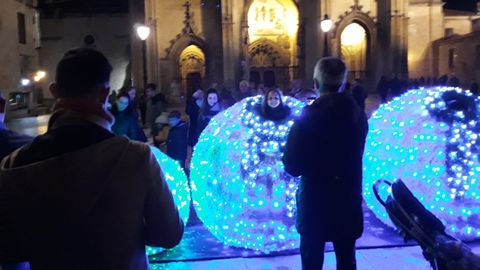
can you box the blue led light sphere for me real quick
[190,96,305,252]
[146,146,191,255]
[364,87,480,240]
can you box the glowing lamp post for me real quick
[33,70,46,82]
[320,15,333,57]
[21,79,31,87]
[136,25,151,90]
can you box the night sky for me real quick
[38,0,478,13]
[444,0,478,12]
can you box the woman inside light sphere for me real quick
[190,90,305,252]
[258,88,291,121]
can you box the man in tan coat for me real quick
[0,48,184,270]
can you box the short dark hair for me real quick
[55,48,112,97]
[313,57,347,93]
[168,110,181,119]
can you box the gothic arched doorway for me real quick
[340,23,367,81]
[246,0,299,88]
[179,45,205,99]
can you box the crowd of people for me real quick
[0,46,477,270]
[376,74,479,103]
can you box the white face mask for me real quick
[267,92,281,108]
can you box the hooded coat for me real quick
[283,92,368,241]
[0,111,183,270]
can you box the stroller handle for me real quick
[373,179,393,207]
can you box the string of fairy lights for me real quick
[147,86,480,255]
[363,87,480,241]
[426,89,480,200]
[190,96,305,252]
[146,146,191,256]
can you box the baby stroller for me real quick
[373,179,480,270]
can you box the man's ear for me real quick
[313,79,320,92]
[49,83,59,99]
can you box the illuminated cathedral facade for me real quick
[135,0,474,98]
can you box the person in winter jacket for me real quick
[283,57,368,270]
[110,92,147,142]
[185,88,204,147]
[0,48,183,270]
[166,110,188,169]
[196,89,223,140]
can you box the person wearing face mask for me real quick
[196,89,222,140]
[259,88,291,121]
[166,110,188,169]
[110,93,147,142]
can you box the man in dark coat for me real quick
[166,110,188,169]
[0,96,33,160]
[0,48,183,270]
[283,57,368,270]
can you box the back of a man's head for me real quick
[55,48,112,98]
[313,57,347,94]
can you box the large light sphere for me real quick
[190,96,305,252]
[146,146,190,255]
[364,87,480,240]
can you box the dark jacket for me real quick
[166,121,188,168]
[185,98,201,146]
[283,93,368,241]
[0,123,33,160]
[0,111,183,270]
[110,107,147,142]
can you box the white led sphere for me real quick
[364,87,480,240]
[190,96,305,252]
[146,146,190,255]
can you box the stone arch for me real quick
[248,39,288,67]
[163,33,208,99]
[179,45,205,78]
[331,7,377,86]
[331,8,376,56]
[244,0,300,87]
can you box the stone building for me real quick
[37,0,131,98]
[433,9,480,88]
[135,0,478,99]
[0,0,40,98]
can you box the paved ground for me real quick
[150,244,480,269]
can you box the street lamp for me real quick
[33,70,46,82]
[320,14,333,57]
[136,24,151,89]
[21,78,31,87]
